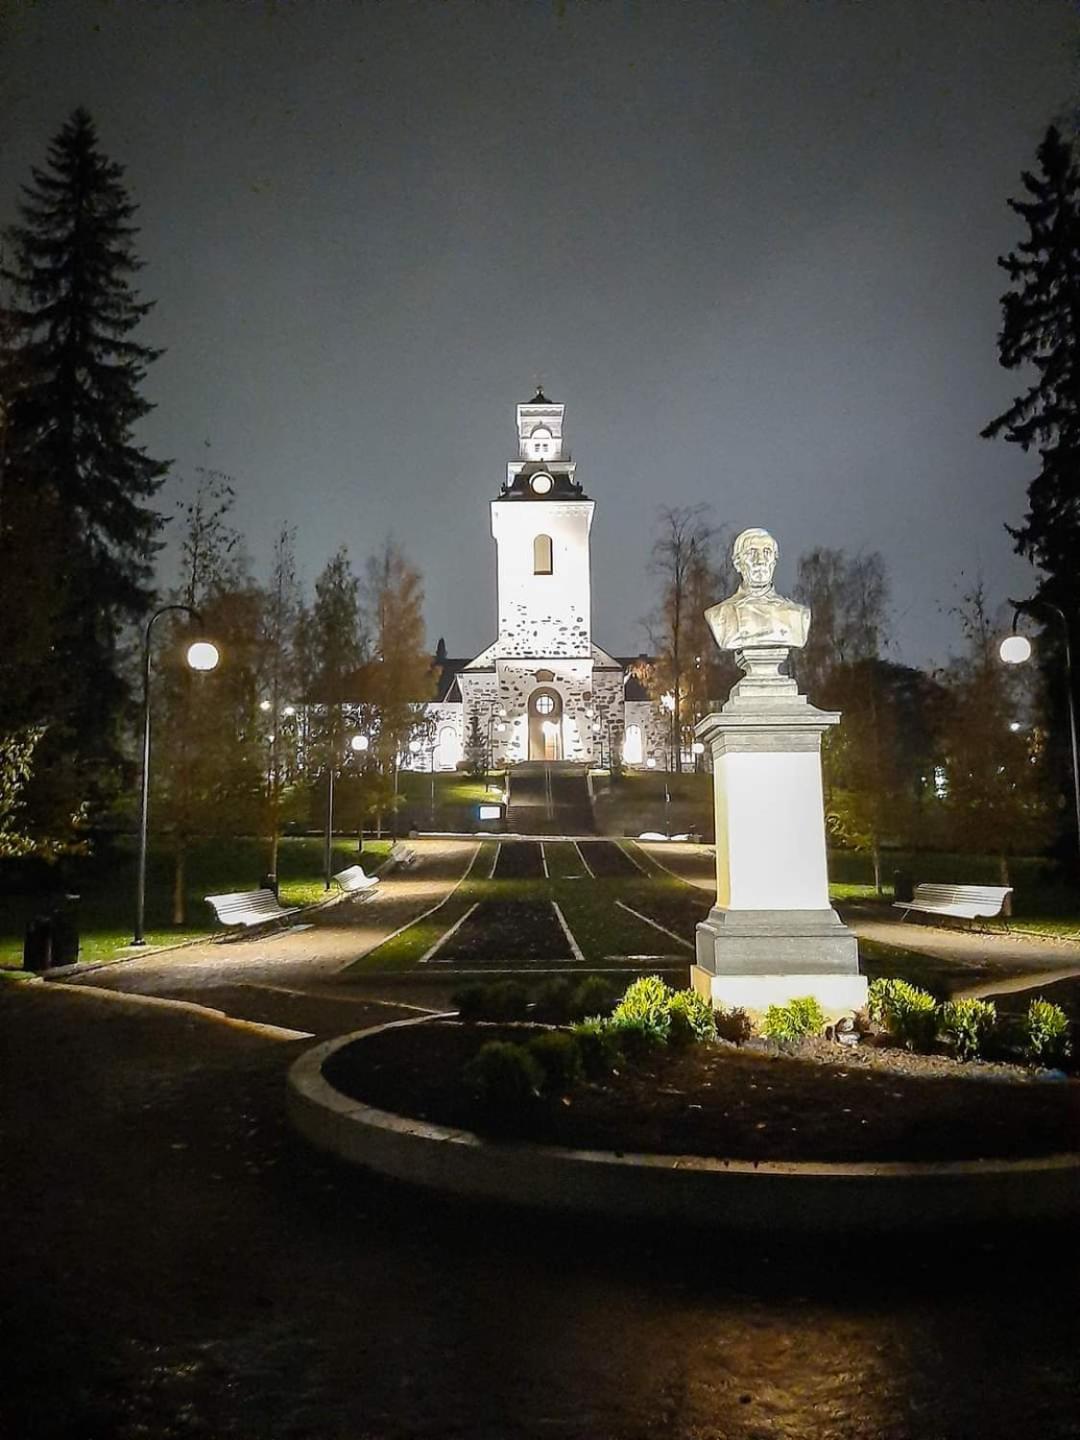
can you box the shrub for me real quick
[939,998,997,1062]
[668,988,718,1046]
[608,1013,663,1065]
[526,1031,584,1094]
[868,978,939,1052]
[612,975,674,1042]
[1020,998,1072,1068]
[485,979,530,1022]
[532,977,575,1024]
[571,1017,623,1078]
[762,995,826,1044]
[452,984,488,1023]
[571,974,619,1020]
[462,1041,542,1111]
[713,1004,753,1046]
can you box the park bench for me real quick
[388,841,417,870]
[893,883,1013,924]
[205,889,302,931]
[332,864,380,896]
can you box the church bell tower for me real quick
[491,388,594,660]
[473,388,597,763]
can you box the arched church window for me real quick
[533,534,553,575]
[535,694,555,715]
[624,725,643,766]
[527,426,552,460]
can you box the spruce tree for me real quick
[1,107,166,807]
[983,126,1080,606]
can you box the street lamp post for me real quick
[326,732,370,889]
[1000,599,1080,854]
[132,606,219,947]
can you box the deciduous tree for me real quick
[646,506,726,771]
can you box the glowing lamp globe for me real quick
[186,640,220,672]
[409,739,421,754]
[350,734,369,753]
[692,741,705,756]
[999,634,1032,666]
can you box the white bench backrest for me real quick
[206,889,289,924]
[912,883,1012,907]
[333,865,378,891]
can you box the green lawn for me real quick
[344,838,694,973]
[343,840,497,973]
[0,835,392,971]
[591,771,713,839]
[395,771,505,832]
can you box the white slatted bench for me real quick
[205,889,302,930]
[332,864,380,896]
[388,842,417,870]
[893,883,1013,924]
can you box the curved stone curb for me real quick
[287,1018,1080,1231]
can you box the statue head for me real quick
[732,528,778,591]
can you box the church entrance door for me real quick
[528,688,563,761]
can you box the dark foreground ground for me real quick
[3,981,1080,1440]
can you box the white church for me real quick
[417,390,669,772]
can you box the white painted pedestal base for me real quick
[692,964,868,1023]
[693,645,865,1022]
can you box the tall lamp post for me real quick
[132,606,219,947]
[325,731,369,890]
[1000,599,1080,853]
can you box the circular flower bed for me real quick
[321,980,1079,1166]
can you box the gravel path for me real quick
[65,839,477,1006]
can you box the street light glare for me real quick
[186,640,220,672]
[350,734,369,752]
[999,634,1032,665]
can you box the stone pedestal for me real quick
[692,647,866,1021]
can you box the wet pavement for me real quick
[3,977,1080,1439]
[4,837,1080,1436]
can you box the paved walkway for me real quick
[64,838,478,1026]
[4,958,1080,1437]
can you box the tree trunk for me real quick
[268,824,279,877]
[999,855,1013,916]
[172,839,186,926]
[872,841,882,897]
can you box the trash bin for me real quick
[893,870,914,904]
[261,871,279,897]
[23,915,53,972]
[50,894,80,967]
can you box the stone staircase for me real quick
[505,763,595,836]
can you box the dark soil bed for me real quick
[433,900,570,964]
[323,1020,1080,1164]
[580,841,639,877]
[630,889,712,940]
[493,841,545,879]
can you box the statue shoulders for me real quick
[705,588,809,650]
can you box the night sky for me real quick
[2,0,1077,668]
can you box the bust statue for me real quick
[705,527,809,651]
